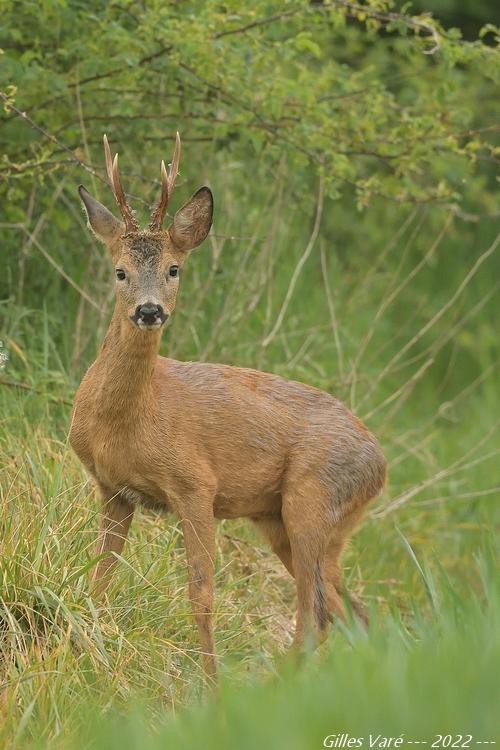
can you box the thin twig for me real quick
[347,208,420,407]
[214,7,303,39]
[320,237,344,379]
[329,0,441,54]
[2,223,100,310]
[372,421,500,518]
[0,378,73,406]
[356,231,500,411]
[262,175,324,348]
[0,91,105,184]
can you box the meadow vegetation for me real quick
[0,2,499,747]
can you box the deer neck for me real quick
[93,309,161,420]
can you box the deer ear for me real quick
[78,185,123,244]
[168,187,213,252]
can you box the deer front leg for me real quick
[181,508,217,681]
[91,487,134,596]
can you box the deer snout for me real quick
[133,303,168,328]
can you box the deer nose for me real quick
[135,303,165,325]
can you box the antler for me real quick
[149,131,181,231]
[103,134,140,234]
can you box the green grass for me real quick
[51,556,500,749]
[1,430,497,750]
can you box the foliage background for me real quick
[0,1,499,748]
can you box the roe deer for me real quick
[70,133,387,680]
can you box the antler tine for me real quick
[149,131,182,232]
[160,159,169,199]
[168,131,181,194]
[148,160,169,232]
[103,134,114,187]
[102,134,139,234]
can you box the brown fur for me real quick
[71,141,387,680]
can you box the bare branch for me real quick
[262,175,325,348]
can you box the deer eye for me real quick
[115,269,127,281]
[168,265,179,278]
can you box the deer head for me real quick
[79,133,213,330]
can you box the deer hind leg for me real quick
[323,504,369,627]
[253,515,333,647]
[91,486,135,596]
[253,503,368,640]
[281,487,333,650]
[180,501,218,681]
